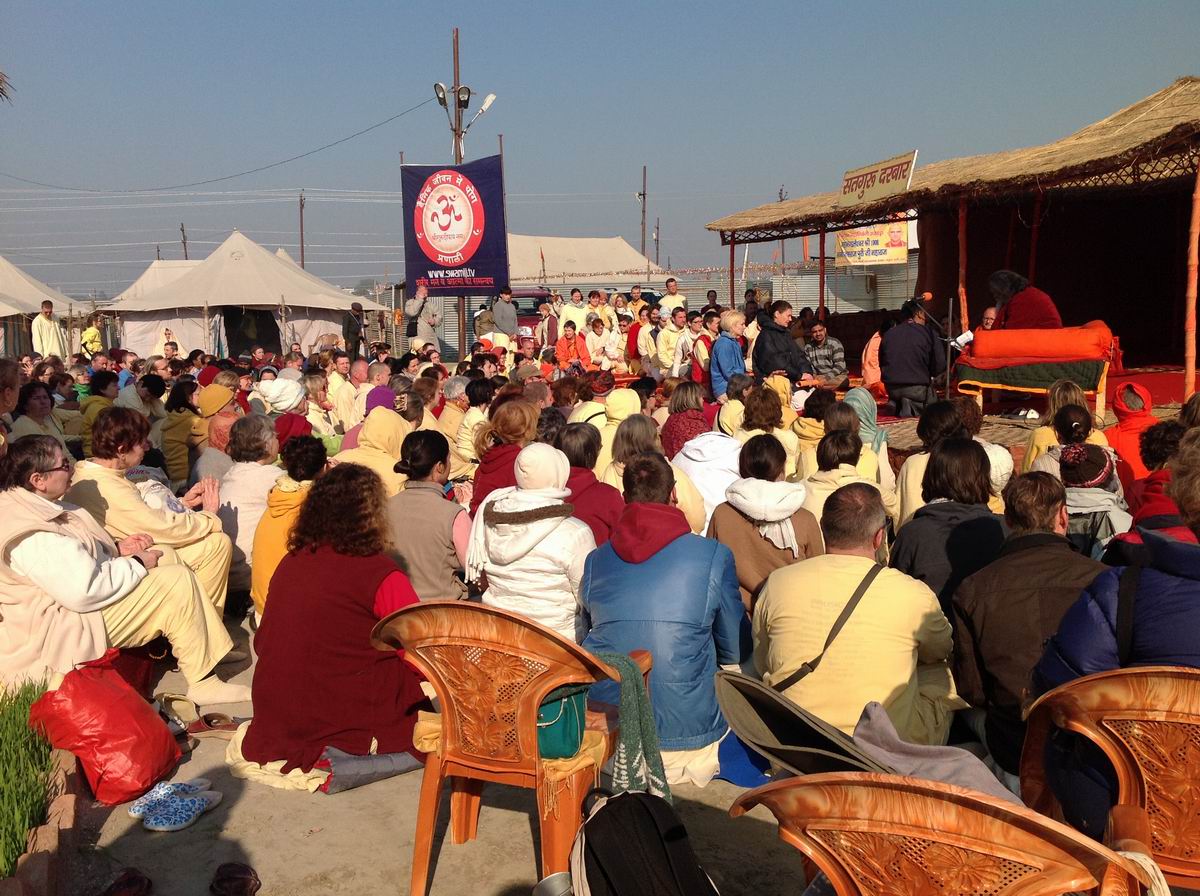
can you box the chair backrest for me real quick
[714,671,892,776]
[372,602,617,775]
[1023,665,1200,872]
[732,772,1143,896]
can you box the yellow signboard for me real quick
[836,150,918,208]
[835,221,909,267]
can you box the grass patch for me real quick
[0,681,52,879]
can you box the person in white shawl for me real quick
[250,378,308,419]
[706,433,824,610]
[466,443,597,641]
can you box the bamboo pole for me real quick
[728,239,736,308]
[818,228,826,314]
[1185,163,1200,401]
[957,199,969,328]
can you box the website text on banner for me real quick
[835,150,918,208]
[401,155,510,294]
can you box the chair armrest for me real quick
[1108,804,1153,857]
[629,649,653,676]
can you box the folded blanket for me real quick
[595,651,671,803]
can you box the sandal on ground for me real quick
[186,712,243,740]
[210,862,262,895]
[142,790,223,832]
[154,692,199,728]
[127,778,212,818]
[93,868,153,896]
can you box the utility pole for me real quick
[179,223,189,260]
[778,186,787,274]
[452,28,463,164]
[156,244,161,261]
[639,166,647,260]
[654,217,660,266]
[299,191,306,269]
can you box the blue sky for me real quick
[2,0,1198,295]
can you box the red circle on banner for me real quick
[413,169,486,266]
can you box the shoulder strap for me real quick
[1116,565,1141,667]
[773,563,884,693]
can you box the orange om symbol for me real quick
[430,195,463,232]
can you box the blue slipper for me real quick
[142,790,222,832]
[127,778,211,818]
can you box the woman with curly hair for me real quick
[237,463,426,785]
[733,386,801,480]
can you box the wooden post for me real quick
[1028,192,1043,285]
[957,199,969,328]
[728,238,736,308]
[818,228,826,314]
[1185,164,1200,400]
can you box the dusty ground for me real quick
[67,622,806,896]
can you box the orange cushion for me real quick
[973,321,1112,361]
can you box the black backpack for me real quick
[570,790,720,896]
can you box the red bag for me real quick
[28,649,181,805]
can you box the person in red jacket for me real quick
[1105,383,1157,492]
[556,423,625,545]
[989,270,1062,330]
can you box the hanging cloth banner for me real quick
[402,155,509,295]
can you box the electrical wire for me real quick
[0,98,435,193]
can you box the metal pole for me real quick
[957,199,969,328]
[180,223,189,260]
[818,228,826,314]
[655,217,660,267]
[452,28,463,164]
[299,191,306,268]
[1185,163,1200,400]
[640,165,647,261]
[728,239,736,308]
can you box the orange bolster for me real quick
[973,321,1112,361]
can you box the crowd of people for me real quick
[0,284,1193,846]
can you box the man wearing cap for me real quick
[492,287,518,341]
[342,301,367,362]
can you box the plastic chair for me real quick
[370,602,650,896]
[1022,665,1200,888]
[731,772,1149,895]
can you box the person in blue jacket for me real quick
[580,452,751,787]
[1034,443,1200,837]
[710,311,747,401]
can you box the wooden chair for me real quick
[370,602,650,896]
[731,773,1149,895]
[1022,666,1200,888]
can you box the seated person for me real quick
[581,453,750,787]
[952,472,1105,786]
[1103,421,1195,565]
[732,386,801,480]
[1105,383,1156,493]
[802,321,848,389]
[897,401,968,526]
[1021,379,1109,472]
[803,430,900,529]
[1033,431,1200,837]
[890,438,1008,616]
[217,415,285,601]
[754,483,962,745]
[238,463,427,782]
[752,300,813,384]
[1032,404,1122,493]
[792,387,837,455]
[989,269,1062,330]
[66,408,233,614]
[556,423,624,546]
[0,436,246,705]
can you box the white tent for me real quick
[0,254,71,313]
[507,233,661,284]
[112,231,383,357]
[112,260,201,304]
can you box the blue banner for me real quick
[401,154,508,295]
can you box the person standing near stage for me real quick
[32,301,69,361]
[342,302,367,362]
[404,284,441,353]
[989,270,1062,330]
[880,299,946,418]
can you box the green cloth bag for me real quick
[536,688,587,760]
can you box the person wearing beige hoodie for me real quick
[332,406,413,497]
[593,388,643,477]
[803,430,900,529]
[599,413,707,533]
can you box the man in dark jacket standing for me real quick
[580,453,749,786]
[952,472,1105,785]
[752,300,812,384]
[342,301,366,362]
[880,299,945,417]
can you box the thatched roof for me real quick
[708,77,1200,243]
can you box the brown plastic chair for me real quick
[731,772,1148,895]
[1022,665,1200,888]
[371,601,650,896]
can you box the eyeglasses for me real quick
[38,460,71,475]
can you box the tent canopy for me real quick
[112,260,201,304]
[111,231,384,313]
[708,76,1200,242]
[0,254,72,313]
[507,233,661,282]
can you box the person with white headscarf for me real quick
[251,377,308,419]
[466,443,597,640]
[707,433,823,611]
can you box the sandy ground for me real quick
[67,621,807,896]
